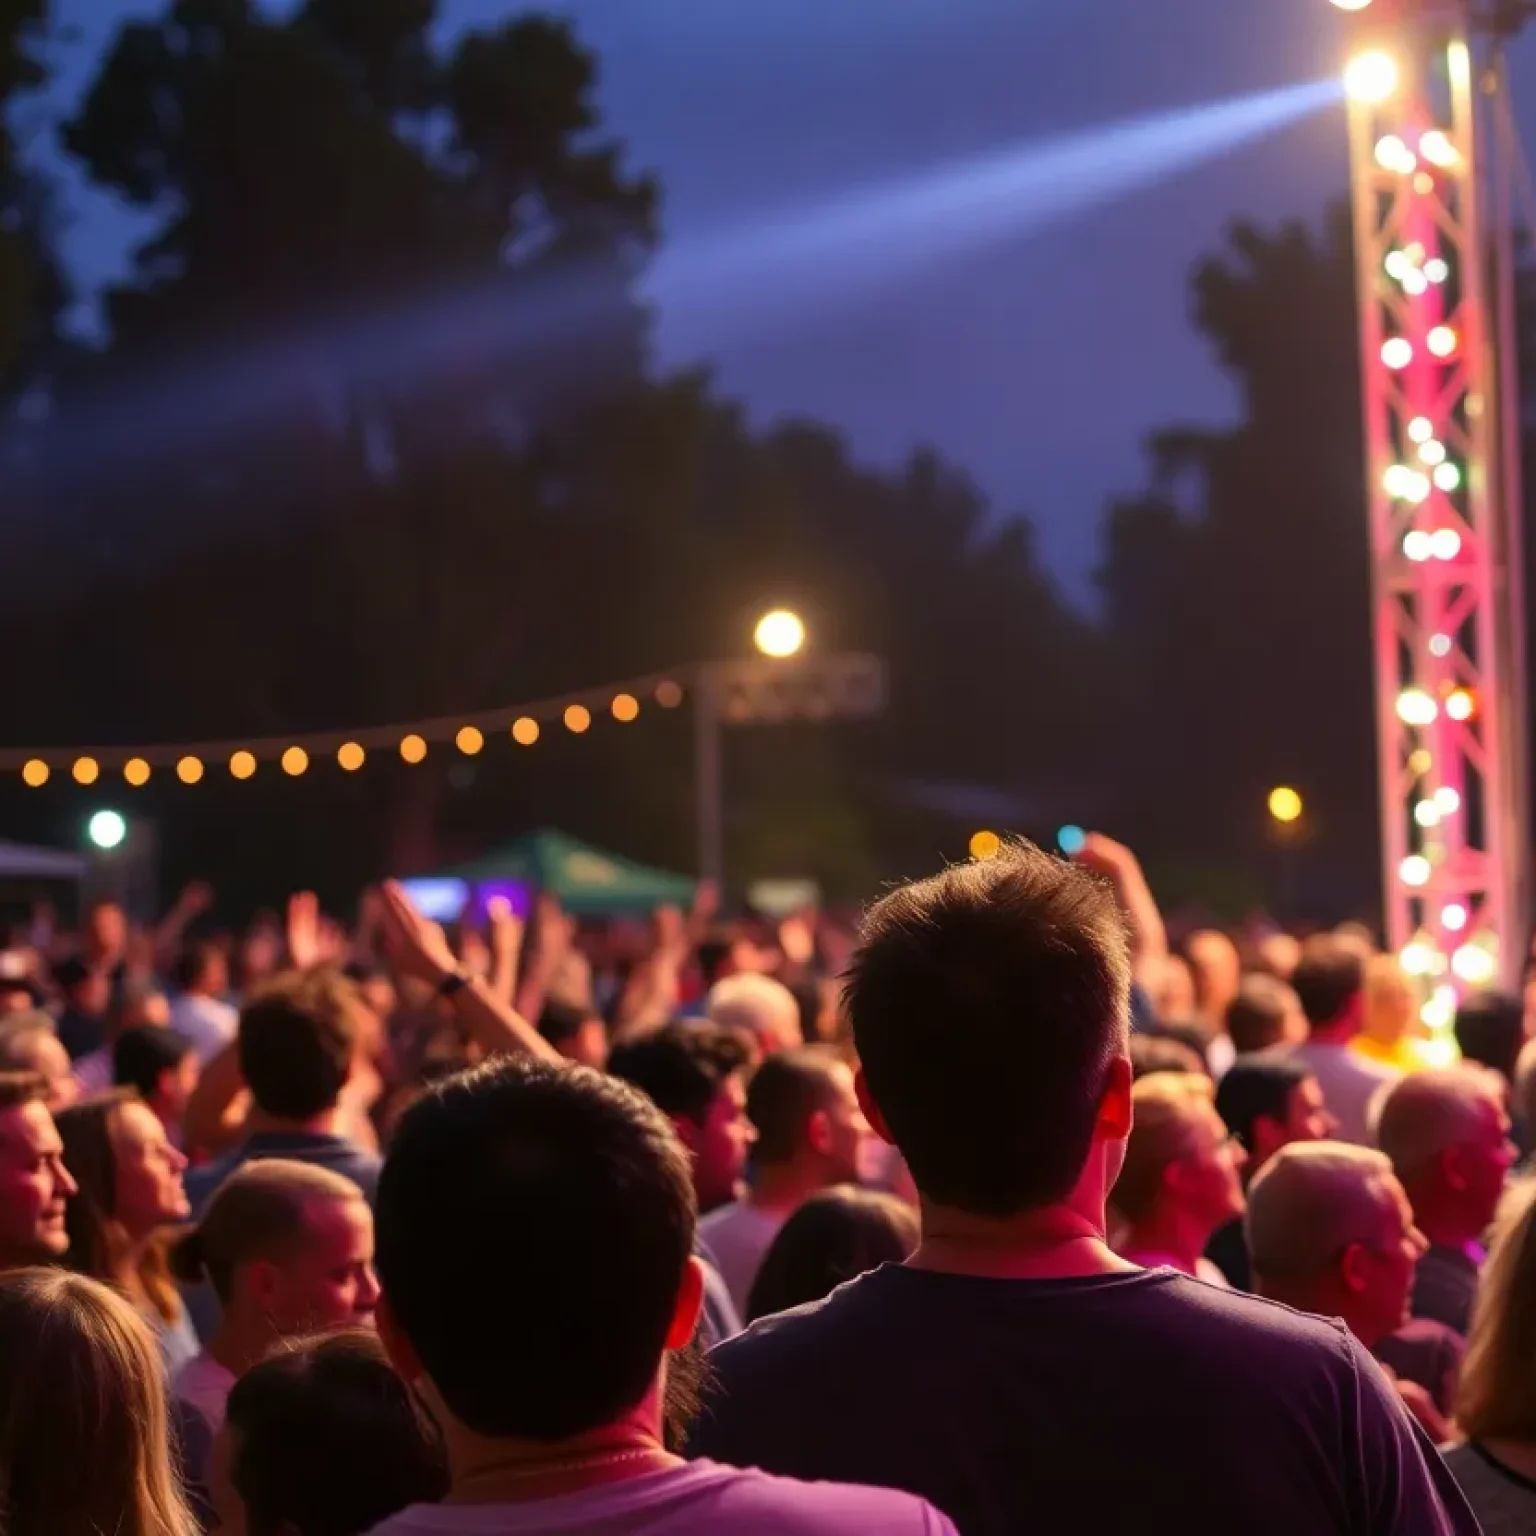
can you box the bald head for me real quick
[1246,1142,1403,1287]
[1376,1068,1505,1181]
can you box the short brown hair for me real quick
[1225,976,1297,1055]
[846,841,1130,1218]
[170,1159,365,1303]
[239,969,363,1120]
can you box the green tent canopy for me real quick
[439,829,697,916]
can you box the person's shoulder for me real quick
[690,1461,956,1533]
[698,1201,744,1236]
[184,1149,240,1212]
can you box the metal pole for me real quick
[694,664,723,885]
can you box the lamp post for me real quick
[693,612,883,886]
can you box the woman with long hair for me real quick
[57,1089,197,1372]
[0,1268,199,1535]
[1446,1179,1536,1530]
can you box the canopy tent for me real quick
[436,829,696,917]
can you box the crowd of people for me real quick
[1,834,1535,1532]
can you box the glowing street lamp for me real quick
[87,810,128,851]
[754,609,807,660]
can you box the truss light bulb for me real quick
[1452,943,1496,986]
[1400,941,1436,977]
[1418,439,1446,466]
[1430,528,1462,560]
[1385,464,1417,498]
[1345,51,1398,103]
[1413,800,1441,828]
[1407,416,1434,443]
[1402,529,1432,562]
[1402,270,1428,296]
[1406,471,1431,504]
[1400,855,1431,887]
[1384,247,1411,278]
[1381,337,1413,369]
[1427,325,1458,358]
[1419,130,1458,167]
[1433,462,1462,492]
[1435,786,1461,815]
[1446,688,1475,721]
[1397,688,1438,726]
[1429,633,1452,658]
[1442,902,1469,932]
[1425,258,1449,284]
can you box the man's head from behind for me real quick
[1246,1141,1425,1347]
[1454,991,1528,1086]
[0,1072,78,1269]
[845,841,1132,1219]
[1290,937,1365,1039]
[606,1023,754,1212]
[1376,1067,1516,1243]
[1215,1056,1335,1178]
[374,1057,700,1443]
[1225,975,1306,1055]
[747,1046,868,1186]
[238,969,363,1124]
[706,972,803,1057]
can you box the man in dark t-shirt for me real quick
[690,841,1478,1536]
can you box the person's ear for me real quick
[1097,1054,1134,1142]
[1250,1114,1283,1168]
[1441,1146,1469,1193]
[246,1258,281,1314]
[1339,1242,1372,1296]
[854,1069,893,1147]
[667,1256,706,1351]
[806,1108,834,1157]
[375,1292,424,1381]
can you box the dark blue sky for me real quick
[42,1,1536,595]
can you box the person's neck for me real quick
[1308,1020,1357,1046]
[242,1106,344,1140]
[1479,1437,1536,1480]
[910,1200,1137,1281]
[207,1309,281,1379]
[444,1407,678,1505]
[1411,1193,1482,1252]
[748,1159,831,1215]
[1120,1205,1217,1278]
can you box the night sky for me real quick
[41,1,1536,596]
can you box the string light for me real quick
[455,726,485,756]
[511,718,540,746]
[177,756,205,785]
[564,705,592,734]
[281,747,309,776]
[611,694,640,723]
[72,758,100,786]
[400,735,428,765]
[655,681,684,708]
[124,758,151,787]
[230,751,257,780]
[338,742,365,771]
[1268,786,1304,824]
[21,760,48,787]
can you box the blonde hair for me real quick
[1113,1074,1216,1223]
[1458,1177,1536,1439]
[1362,955,1414,1043]
[0,1268,198,1536]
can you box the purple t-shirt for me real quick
[364,1461,953,1534]
[691,1265,1481,1536]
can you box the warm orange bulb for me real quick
[177,756,206,785]
[400,735,428,765]
[655,680,684,709]
[72,757,100,786]
[611,694,640,723]
[123,759,151,787]
[21,760,48,788]
[455,726,485,756]
[229,751,257,780]
[281,746,309,776]
[564,705,592,735]
[512,718,540,746]
[337,742,366,772]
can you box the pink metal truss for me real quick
[1344,11,1529,1007]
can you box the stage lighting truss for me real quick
[1343,9,1530,989]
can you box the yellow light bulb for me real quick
[281,746,309,776]
[337,742,366,772]
[72,757,100,786]
[400,735,428,765]
[969,830,1002,861]
[611,693,640,723]
[21,760,49,788]
[455,726,485,756]
[177,756,205,785]
[564,705,592,735]
[511,718,540,746]
[124,759,151,787]
[1268,786,1304,824]
[229,751,257,780]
